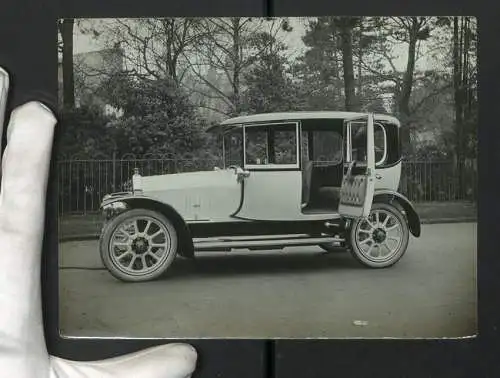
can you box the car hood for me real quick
[140,168,236,192]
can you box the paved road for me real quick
[59,223,476,339]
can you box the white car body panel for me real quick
[237,170,302,221]
[138,169,343,223]
[375,163,402,191]
[139,169,241,222]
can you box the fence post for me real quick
[112,149,117,192]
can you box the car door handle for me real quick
[375,173,382,179]
[236,169,250,183]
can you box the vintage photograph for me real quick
[57,17,477,338]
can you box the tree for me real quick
[364,97,388,113]
[99,74,207,157]
[241,31,303,113]
[294,17,381,112]
[58,105,115,159]
[293,17,344,110]
[357,17,438,119]
[393,17,433,118]
[452,16,478,196]
[80,18,205,86]
[58,19,75,108]
[185,18,292,116]
[185,17,254,116]
[336,17,360,111]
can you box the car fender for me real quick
[373,189,421,237]
[100,193,195,259]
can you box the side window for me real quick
[374,125,387,163]
[245,127,268,165]
[350,122,368,164]
[223,128,243,167]
[349,122,387,165]
[274,125,298,164]
[244,123,298,167]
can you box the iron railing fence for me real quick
[57,159,477,215]
[399,160,477,203]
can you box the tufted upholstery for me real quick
[340,175,367,206]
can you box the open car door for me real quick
[339,113,376,219]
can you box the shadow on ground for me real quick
[164,250,361,281]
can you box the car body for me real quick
[99,111,421,282]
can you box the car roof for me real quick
[207,111,401,133]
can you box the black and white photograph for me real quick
[57,16,477,339]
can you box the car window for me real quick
[374,125,387,163]
[245,128,269,165]
[244,123,298,167]
[223,128,243,167]
[349,121,386,165]
[350,122,368,163]
[274,126,298,164]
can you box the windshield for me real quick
[222,127,243,168]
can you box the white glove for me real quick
[0,66,198,378]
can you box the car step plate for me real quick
[193,235,345,251]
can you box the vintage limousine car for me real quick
[99,111,421,282]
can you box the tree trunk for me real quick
[357,21,363,104]
[330,20,342,103]
[231,17,241,115]
[453,16,464,199]
[165,19,177,84]
[398,18,418,118]
[338,18,358,111]
[462,17,471,122]
[61,19,75,108]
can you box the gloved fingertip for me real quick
[0,66,9,77]
[153,343,198,377]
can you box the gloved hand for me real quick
[0,66,198,378]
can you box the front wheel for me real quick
[349,202,410,268]
[100,208,178,282]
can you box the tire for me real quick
[349,202,410,268]
[100,208,179,282]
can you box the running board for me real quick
[194,235,345,252]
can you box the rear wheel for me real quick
[100,208,178,282]
[349,202,409,268]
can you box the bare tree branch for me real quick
[195,103,232,116]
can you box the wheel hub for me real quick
[132,237,149,254]
[372,228,387,243]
